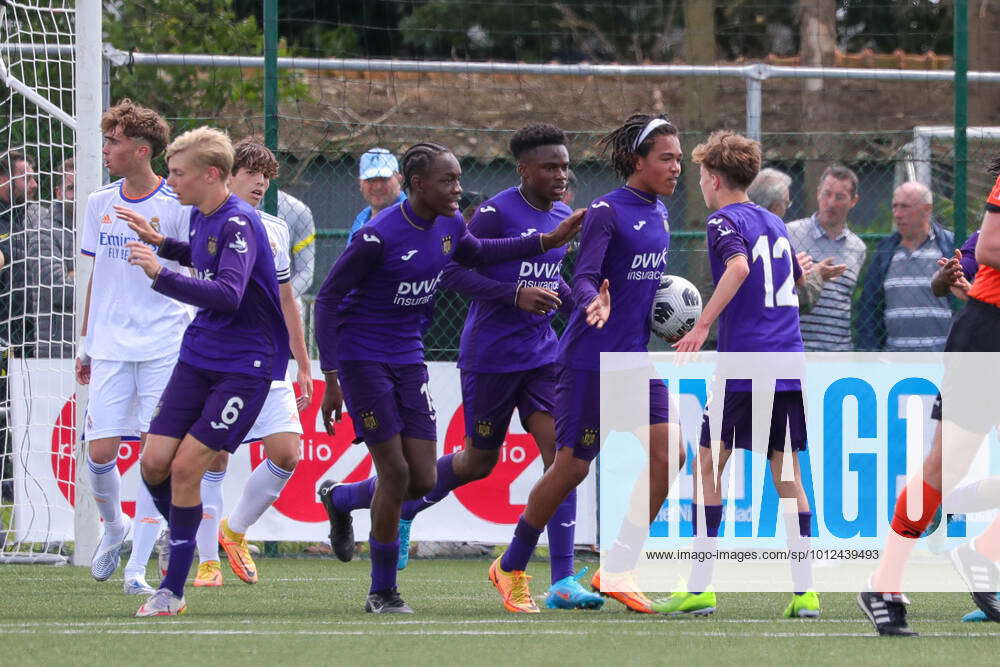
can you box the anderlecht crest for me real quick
[361,410,379,432]
[207,236,218,255]
[441,235,452,255]
[581,427,598,448]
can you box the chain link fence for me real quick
[270,124,1000,358]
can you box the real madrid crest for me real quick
[207,235,218,255]
[149,216,161,233]
[441,235,452,255]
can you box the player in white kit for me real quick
[183,137,311,585]
[77,100,193,591]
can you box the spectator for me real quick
[348,147,405,243]
[786,165,867,351]
[748,167,846,312]
[857,181,954,351]
[458,190,486,222]
[278,189,315,299]
[30,158,75,358]
[748,166,793,219]
[0,151,41,353]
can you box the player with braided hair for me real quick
[313,140,583,613]
[489,113,686,614]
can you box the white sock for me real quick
[228,459,294,535]
[124,479,164,578]
[197,470,225,563]
[87,452,122,529]
[784,514,813,593]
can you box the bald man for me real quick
[857,181,956,351]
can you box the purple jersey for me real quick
[154,194,288,380]
[444,187,573,373]
[557,187,670,371]
[314,200,547,370]
[961,230,980,282]
[706,202,803,354]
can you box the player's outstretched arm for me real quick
[137,219,257,312]
[278,281,313,410]
[584,279,610,328]
[539,208,585,250]
[674,254,749,353]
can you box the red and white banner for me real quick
[11,360,597,544]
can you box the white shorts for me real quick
[243,380,303,442]
[85,354,177,440]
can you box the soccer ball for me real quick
[649,274,702,342]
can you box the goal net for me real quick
[0,0,79,565]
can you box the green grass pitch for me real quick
[2,557,999,665]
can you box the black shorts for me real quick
[938,298,1000,431]
[699,390,807,455]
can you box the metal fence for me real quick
[97,49,1000,357]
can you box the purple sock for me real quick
[501,516,543,572]
[798,511,813,537]
[547,489,576,583]
[689,504,723,594]
[401,453,463,521]
[143,475,172,520]
[160,503,202,598]
[606,518,649,574]
[369,534,399,593]
[332,477,377,512]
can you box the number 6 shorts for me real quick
[338,361,437,446]
[148,360,272,452]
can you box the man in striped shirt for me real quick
[786,165,867,351]
[856,181,954,351]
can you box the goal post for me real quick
[0,0,103,565]
[72,0,101,567]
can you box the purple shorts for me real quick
[699,390,807,454]
[554,365,671,463]
[338,361,436,446]
[148,361,271,453]
[461,364,556,450]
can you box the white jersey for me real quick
[81,178,194,361]
[260,210,291,285]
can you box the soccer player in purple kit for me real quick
[313,141,583,613]
[119,127,288,617]
[659,131,817,618]
[489,113,686,614]
[318,124,604,610]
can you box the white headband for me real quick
[632,118,669,152]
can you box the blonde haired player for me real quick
[77,99,193,592]
[142,137,311,586]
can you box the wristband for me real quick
[77,336,91,364]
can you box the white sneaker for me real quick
[135,588,187,617]
[123,573,156,596]
[155,528,170,578]
[91,516,132,582]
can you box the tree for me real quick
[103,0,308,128]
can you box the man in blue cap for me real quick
[348,148,406,243]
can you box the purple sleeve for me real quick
[152,219,256,312]
[157,236,193,267]
[571,204,616,310]
[439,262,517,303]
[452,220,543,267]
[557,275,575,315]
[961,231,979,281]
[314,230,384,372]
[707,215,750,264]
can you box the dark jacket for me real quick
[0,201,42,351]
[856,222,954,350]
[29,202,74,357]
